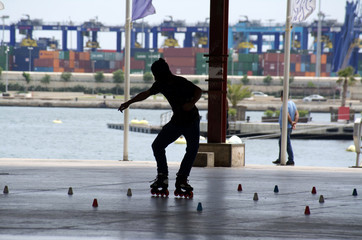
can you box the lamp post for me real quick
[1,15,9,46]
[28,47,33,72]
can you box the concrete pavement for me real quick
[0,158,361,240]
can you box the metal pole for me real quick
[5,46,8,92]
[316,0,322,93]
[123,0,131,161]
[281,0,292,165]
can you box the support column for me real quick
[207,0,229,143]
[116,31,122,52]
[62,30,68,51]
[77,31,83,52]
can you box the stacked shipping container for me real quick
[4,47,361,77]
[262,52,332,77]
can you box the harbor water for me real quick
[0,106,359,168]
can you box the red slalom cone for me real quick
[92,198,98,208]
[311,186,317,194]
[237,184,242,192]
[304,206,310,215]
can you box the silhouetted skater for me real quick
[118,58,202,198]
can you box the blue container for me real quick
[300,63,306,72]
[34,67,54,72]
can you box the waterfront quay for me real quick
[0,158,361,239]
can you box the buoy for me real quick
[197,202,203,212]
[274,185,279,193]
[352,188,358,196]
[237,184,242,192]
[53,119,62,124]
[304,206,311,215]
[346,145,356,152]
[3,185,9,194]
[92,198,98,207]
[228,135,243,144]
[319,195,325,203]
[175,136,186,144]
[311,186,317,194]
[68,187,73,195]
[253,193,259,201]
[127,188,132,197]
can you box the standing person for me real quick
[273,90,299,166]
[118,58,202,198]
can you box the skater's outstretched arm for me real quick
[118,90,151,112]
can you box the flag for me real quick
[291,0,316,23]
[132,0,156,21]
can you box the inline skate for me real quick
[174,175,193,198]
[150,174,169,197]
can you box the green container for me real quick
[59,51,70,60]
[238,53,254,63]
[90,52,105,60]
[134,52,162,61]
[104,52,116,61]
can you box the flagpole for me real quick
[123,0,131,161]
[281,0,292,165]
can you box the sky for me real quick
[0,0,353,49]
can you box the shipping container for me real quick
[39,50,59,59]
[34,66,53,72]
[163,48,198,57]
[165,56,195,67]
[170,66,195,75]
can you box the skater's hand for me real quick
[118,102,130,113]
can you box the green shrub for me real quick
[143,72,153,83]
[113,69,124,83]
[307,81,315,88]
[94,71,104,83]
[41,74,51,84]
[61,72,72,82]
[264,109,274,117]
[263,75,273,85]
[241,75,250,85]
[299,110,309,117]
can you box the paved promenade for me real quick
[0,158,361,239]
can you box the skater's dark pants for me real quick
[152,118,200,177]
[278,128,294,161]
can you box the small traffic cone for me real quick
[92,198,98,207]
[304,206,310,215]
[352,188,358,196]
[311,186,317,194]
[127,188,132,197]
[274,185,279,193]
[253,193,259,201]
[68,187,73,195]
[197,202,203,212]
[319,195,325,203]
[237,184,242,192]
[3,185,9,194]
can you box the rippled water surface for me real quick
[0,106,358,167]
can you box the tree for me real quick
[227,83,251,108]
[112,69,124,83]
[61,72,72,82]
[143,72,153,83]
[337,66,358,107]
[241,75,249,85]
[94,71,104,83]
[263,75,273,85]
[41,74,51,87]
[22,72,31,92]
